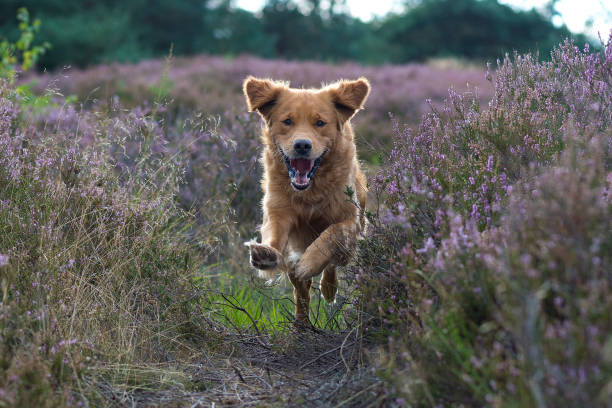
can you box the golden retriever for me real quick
[243,76,369,326]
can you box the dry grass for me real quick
[88,327,382,407]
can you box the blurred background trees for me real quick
[0,0,595,70]
[380,0,582,62]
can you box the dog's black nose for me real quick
[293,139,312,156]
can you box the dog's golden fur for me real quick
[243,76,370,325]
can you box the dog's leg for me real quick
[247,212,291,277]
[288,269,312,326]
[295,219,358,280]
[320,266,338,303]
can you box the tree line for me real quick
[0,0,593,70]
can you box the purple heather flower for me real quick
[416,237,435,254]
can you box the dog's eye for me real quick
[282,118,292,126]
[315,120,326,127]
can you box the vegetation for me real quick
[0,7,610,407]
[0,0,595,69]
[358,35,611,405]
[381,0,585,62]
[27,51,495,165]
[0,8,49,80]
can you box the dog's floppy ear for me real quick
[243,76,285,121]
[328,77,370,123]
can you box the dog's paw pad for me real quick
[246,243,279,270]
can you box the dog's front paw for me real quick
[245,242,281,270]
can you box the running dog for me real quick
[243,76,369,325]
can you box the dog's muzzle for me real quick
[281,150,326,191]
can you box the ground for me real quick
[97,327,381,407]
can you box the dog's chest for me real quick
[296,190,356,226]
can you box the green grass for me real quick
[197,271,348,333]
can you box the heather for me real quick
[0,79,216,405]
[0,65,367,406]
[356,35,612,405]
[27,54,493,162]
[1,18,611,408]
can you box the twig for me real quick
[232,365,246,383]
[332,382,380,408]
[299,342,354,370]
[318,359,343,377]
[340,327,356,373]
[265,365,312,386]
[365,394,387,408]
[190,396,205,408]
[219,293,269,348]
[265,366,274,388]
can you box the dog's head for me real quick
[243,77,370,191]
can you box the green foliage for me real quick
[130,0,211,56]
[203,4,275,58]
[379,0,591,62]
[200,272,345,333]
[0,0,595,69]
[0,8,49,80]
[38,5,142,67]
[260,0,370,61]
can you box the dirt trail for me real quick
[99,328,383,407]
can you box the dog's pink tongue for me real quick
[290,158,313,174]
[295,174,308,184]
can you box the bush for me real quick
[0,79,223,405]
[0,8,49,80]
[28,53,495,167]
[357,33,612,405]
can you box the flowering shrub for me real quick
[26,54,493,162]
[0,80,222,406]
[357,33,612,405]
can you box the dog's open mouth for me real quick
[282,152,325,191]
